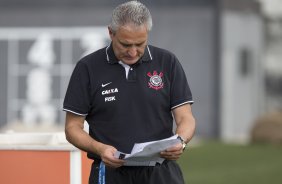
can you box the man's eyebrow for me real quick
[118,40,146,46]
[136,41,146,45]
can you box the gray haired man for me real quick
[64,1,196,183]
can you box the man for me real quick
[63,1,196,183]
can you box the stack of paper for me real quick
[114,135,180,166]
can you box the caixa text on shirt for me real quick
[101,88,118,102]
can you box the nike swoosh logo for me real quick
[101,82,112,88]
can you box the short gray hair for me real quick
[109,1,153,33]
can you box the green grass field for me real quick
[178,141,282,184]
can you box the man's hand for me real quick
[98,144,125,168]
[160,143,183,160]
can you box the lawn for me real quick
[178,141,282,184]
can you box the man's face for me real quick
[109,24,148,65]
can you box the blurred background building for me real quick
[258,0,282,111]
[0,0,280,143]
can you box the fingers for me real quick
[160,143,183,160]
[99,145,125,168]
[160,150,182,160]
[103,157,125,168]
[165,143,183,152]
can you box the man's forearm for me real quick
[65,112,106,156]
[173,104,196,143]
[65,124,105,155]
[175,117,195,143]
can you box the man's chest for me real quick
[90,64,171,112]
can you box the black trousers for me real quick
[89,160,185,184]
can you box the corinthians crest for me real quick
[147,71,164,90]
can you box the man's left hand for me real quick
[160,143,183,160]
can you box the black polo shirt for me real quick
[63,44,193,159]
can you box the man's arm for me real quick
[65,112,124,168]
[173,104,196,143]
[160,104,196,160]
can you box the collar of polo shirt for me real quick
[106,43,153,65]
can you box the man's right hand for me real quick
[98,144,125,168]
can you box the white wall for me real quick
[220,12,265,143]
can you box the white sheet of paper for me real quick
[114,135,180,166]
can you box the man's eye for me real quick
[122,44,131,47]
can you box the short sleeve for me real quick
[170,56,194,109]
[63,61,91,116]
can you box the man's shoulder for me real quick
[148,45,176,57]
[78,46,107,66]
[148,45,177,61]
[80,47,106,61]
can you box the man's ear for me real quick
[108,27,114,40]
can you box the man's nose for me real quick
[128,47,137,57]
